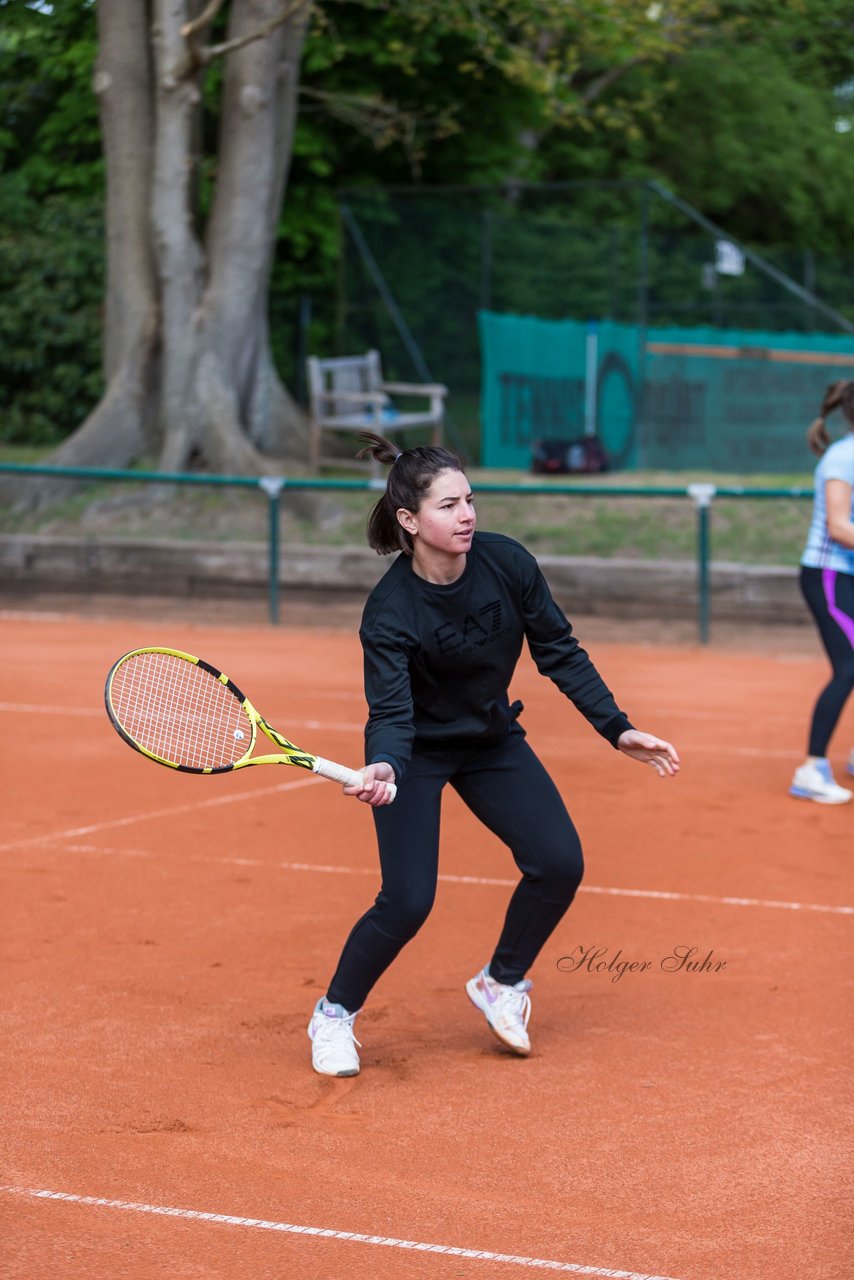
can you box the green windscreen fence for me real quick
[480,312,854,472]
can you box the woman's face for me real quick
[398,468,476,556]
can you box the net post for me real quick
[259,476,286,625]
[687,483,716,645]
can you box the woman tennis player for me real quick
[308,432,680,1076]
[789,380,854,805]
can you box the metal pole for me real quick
[339,203,435,384]
[648,180,854,335]
[338,202,469,460]
[480,209,494,312]
[688,483,716,644]
[584,319,599,437]
[259,477,286,625]
[636,185,651,468]
[637,184,650,336]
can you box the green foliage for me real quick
[0,0,101,200]
[0,191,104,444]
[539,0,854,251]
[298,0,546,183]
[3,0,854,447]
[638,46,854,250]
[0,1,104,442]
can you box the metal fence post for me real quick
[687,483,716,644]
[0,464,813,634]
[259,476,286,624]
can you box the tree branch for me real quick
[181,0,227,41]
[198,0,312,65]
[299,86,453,178]
[579,55,646,106]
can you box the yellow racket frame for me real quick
[104,647,394,798]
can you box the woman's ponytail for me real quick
[357,431,402,470]
[357,432,406,553]
[806,381,849,457]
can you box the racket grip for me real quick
[312,756,397,803]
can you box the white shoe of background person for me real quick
[789,758,853,805]
[466,966,533,1055]
[307,999,361,1076]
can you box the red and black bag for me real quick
[531,437,610,475]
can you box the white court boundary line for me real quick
[34,845,854,918]
[2,744,850,916]
[0,697,806,725]
[0,703,361,733]
[0,1186,685,1280]
[0,695,804,759]
[0,775,322,856]
[582,884,853,915]
[265,864,854,917]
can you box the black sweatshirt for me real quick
[359,532,634,784]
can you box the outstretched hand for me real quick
[343,760,397,806]
[617,729,680,778]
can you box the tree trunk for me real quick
[17,0,310,509]
[3,0,157,509]
[199,0,309,466]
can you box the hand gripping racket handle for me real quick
[312,756,397,803]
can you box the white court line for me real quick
[581,884,854,916]
[0,701,805,760]
[1,715,847,916]
[50,846,854,917]
[0,610,71,623]
[0,701,102,717]
[0,697,807,729]
[0,700,641,723]
[0,696,809,727]
[0,702,362,733]
[259,862,854,917]
[0,775,322,855]
[0,1186,684,1280]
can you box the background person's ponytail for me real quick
[807,380,854,457]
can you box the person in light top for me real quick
[307,431,679,1078]
[790,380,854,805]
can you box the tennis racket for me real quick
[104,647,395,800]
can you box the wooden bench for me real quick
[306,350,446,472]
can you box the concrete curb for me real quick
[0,534,805,624]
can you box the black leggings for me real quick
[326,728,584,1012]
[801,566,854,757]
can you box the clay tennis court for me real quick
[2,602,851,1280]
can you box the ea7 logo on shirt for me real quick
[434,600,505,656]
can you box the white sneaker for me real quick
[466,967,532,1055]
[789,759,852,806]
[307,999,361,1077]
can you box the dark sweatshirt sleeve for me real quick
[520,553,634,747]
[360,621,416,783]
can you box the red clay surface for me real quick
[2,603,852,1280]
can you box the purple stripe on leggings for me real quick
[822,569,854,647]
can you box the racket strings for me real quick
[110,652,248,770]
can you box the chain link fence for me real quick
[336,183,854,468]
